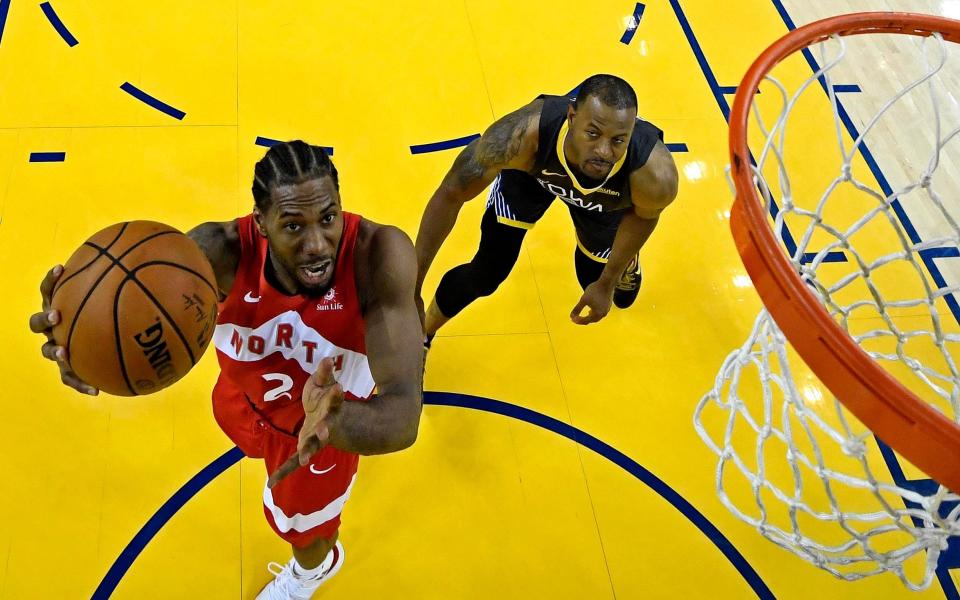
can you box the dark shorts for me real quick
[485,170,627,263]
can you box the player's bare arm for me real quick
[414,100,542,295]
[186,221,241,299]
[338,223,424,452]
[571,141,679,325]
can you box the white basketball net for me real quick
[695,28,960,590]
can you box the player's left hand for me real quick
[267,357,345,488]
[570,281,614,325]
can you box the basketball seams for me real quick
[112,277,139,396]
[60,224,216,395]
[101,258,199,367]
[125,275,198,365]
[132,261,218,295]
[54,222,129,294]
[63,229,181,353]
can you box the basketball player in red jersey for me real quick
[29,141,424,600]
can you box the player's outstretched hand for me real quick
[570,280,614,325]
[28,265,99,396]
[268,357,345,488]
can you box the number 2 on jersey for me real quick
[262,373,294,402]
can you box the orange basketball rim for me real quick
[728,13,960,492]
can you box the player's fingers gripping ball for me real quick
[50,221,219,396]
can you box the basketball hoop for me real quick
[695,12,960,589]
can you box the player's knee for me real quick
[473,267,509,296]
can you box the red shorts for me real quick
[211,379,360,548]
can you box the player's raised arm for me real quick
[323,225,424,454]
[414,100,541,297]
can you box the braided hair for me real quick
[251,140,339,210]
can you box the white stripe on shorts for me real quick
[263,473,357,533]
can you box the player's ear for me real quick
[252,207,267,237]
[567,104,576,125]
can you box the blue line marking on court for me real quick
[721,84,857,94]
[799,250,848,264]
[920,247,960,336]
[119,82,186,120]
[255,136,334,155]
[255,136,280,148]
[670,0,846,266]
[426,393,774,599]
[620,3,646,45]
[767,1,960,597]
[29,151,65,162]
[96,393,773,599]
[91,446,244,599]
[410,133,480,154]
[875,437,960,598]
[0,0,11,48]
[666,143,688,152]
[718,86,761,95]
[671,1,728,119]
[40,2,78,47]
[766,0,960,348]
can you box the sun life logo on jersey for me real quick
[317,287,343,312]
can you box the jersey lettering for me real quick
[536,178,604,212]
[262,373,294,402]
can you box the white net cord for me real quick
[696,30,960,590]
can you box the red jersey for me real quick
[211,212,373,445]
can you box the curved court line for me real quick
[0,0,10,48]
[93,392,772,599]
[119,82,186,120]
[40,2,78,47]
[410,133,479,154]
[429,392,774,599]
[255,136,334,155]
[91,447,244,599]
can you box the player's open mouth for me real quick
[299,260,332,284]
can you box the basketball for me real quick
[50,221,219,396]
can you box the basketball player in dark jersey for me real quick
[29,141,424,600]
[415,74,678,344]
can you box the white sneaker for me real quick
[256,541,345,600]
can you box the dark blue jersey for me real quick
[523,94,663,213]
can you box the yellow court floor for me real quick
[1,0,958,598]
